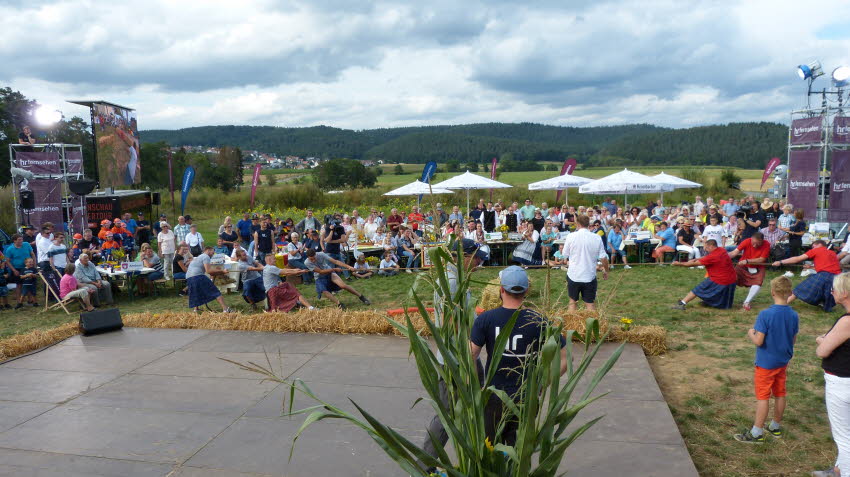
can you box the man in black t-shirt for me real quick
[743,202,765,240]
[135,211,151,245]
[18,126,35,152]
[470,266,567,446]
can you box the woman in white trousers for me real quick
[815,273,850,477]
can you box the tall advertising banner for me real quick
[92,102,141,187]
[828,150,850,222]
[21,179,63,226]
[790,116,823,145]
[787,149,821,219]
[418,161,438,203]
[250,163,262,209]
[761,157,781,189]
[834,116,850,144]
[168,151,175,212]
[556,157,578,203]
[180,166,195,216]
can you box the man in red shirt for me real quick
[386,208,405,234]
[671,239,737,309]
[772,240,841,312]
[407,206,424,236]
[728,232,771,311]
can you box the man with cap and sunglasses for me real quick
[470,266,568,447]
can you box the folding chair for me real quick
[38,272,74,315]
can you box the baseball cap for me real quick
[137,211,144,215]
[160,213,166,218]
[73,233,83,239]
[499,266,529,293]
[101,219,111,225]
[184,215,192,220]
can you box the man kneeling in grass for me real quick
[734,276,799,443]
[304,249,371,309]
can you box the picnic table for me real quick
[96,266,156,301]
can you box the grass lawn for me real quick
[1,262,840,476]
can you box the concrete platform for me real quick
[0,328,698,476]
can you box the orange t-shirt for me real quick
[101,240,119,251]
[805,247,841,274]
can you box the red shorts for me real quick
[754,366,787,400]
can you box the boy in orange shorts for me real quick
[734,276,798,443]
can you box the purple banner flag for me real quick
[14,151,61,174]
[65,150,84,174]
[21,178,63,226]
[828,150,850,222]
[790,116,824,145]
[787,149,821,220]
[834,116,850,145]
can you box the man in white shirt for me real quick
[562,214,609,312]
[693,196,705,217]
[35,223,55,271]
[839,238,850,272]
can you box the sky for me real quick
[2,0,850,131]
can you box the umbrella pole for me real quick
[466,189,470,219]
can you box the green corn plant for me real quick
[225,241,622,477]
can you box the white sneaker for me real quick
[405,269,413,274]
[610,265,615,269]
[801,269,815,277]
[697,266,705,269]
[784,271,795,278]
[624,265,632,269]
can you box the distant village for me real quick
[169,146,383,170]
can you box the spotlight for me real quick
[797,60,824,80]
[34,106,62,126]
[833,66,850,88]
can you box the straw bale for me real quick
[552,309,609,336]
[607,325,667,356]
[0,322,79,362]
[477,280,502,311]
[123,308,433,336]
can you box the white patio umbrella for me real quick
[578,168,674,207]
[432,171,512,217]
[383,180,454,196]
[651,172,702,203]
[527,173,593,206]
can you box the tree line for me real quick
[142,121,789,168]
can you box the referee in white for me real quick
[562,214,609,311]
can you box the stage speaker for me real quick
[68,178,97,196]
[79,308,124,336]
[19,190,35,209]
[152,192,161,205]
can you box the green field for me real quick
[0,262,840,477]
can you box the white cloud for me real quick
[2,0,849,130]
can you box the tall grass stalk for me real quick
[227,244,622,476]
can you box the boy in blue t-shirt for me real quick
[17,257,39,308]
[734,276,799,443]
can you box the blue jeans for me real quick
[326,252,350,278]
[402,250,419,269]
[288,259,313,283]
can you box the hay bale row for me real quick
[0,322,79,362]
[123,309,433,336]
[0,307,665,363]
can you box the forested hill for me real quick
[141,121,788,167]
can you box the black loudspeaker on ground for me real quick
[152,192,161,205]
[79,308,124,336]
